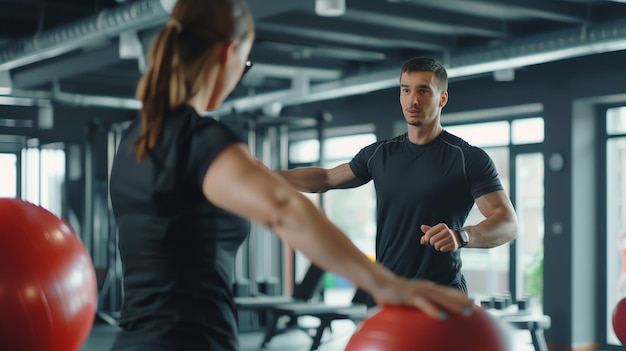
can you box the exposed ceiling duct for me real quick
[215,17,626,115]
[0,1,625,114]
[0,0,307,73]
[447,18,626,76]
[0,0,176,72]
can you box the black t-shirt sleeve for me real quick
[465,145,503,199]
[190,119,245,190]
[349,142,379,182]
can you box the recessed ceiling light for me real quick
[315,0,346,17]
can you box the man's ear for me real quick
[440,91,449,108]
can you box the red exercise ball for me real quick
[0,198,98,351]
[345,304,511,351]
[613,297,626,345]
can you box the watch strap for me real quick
[454,228,469,247]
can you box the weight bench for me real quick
[488,306,551,351]
[235,295,302,311]
[235,263,325,328]
[261,303,368,351]
[499,314,551,351]
[260,289,369,351]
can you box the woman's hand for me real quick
[369,278,474,320]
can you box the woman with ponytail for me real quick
[109,1,473,350]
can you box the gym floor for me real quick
[81,319,537,351]
[81,319,359,351]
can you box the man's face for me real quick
[399,70,448,127]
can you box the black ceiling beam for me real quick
[256,17,453,52]
[347,2,505,38]
[393,0,590,23]
[11,44,122,88]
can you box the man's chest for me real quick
[369,148,468,201]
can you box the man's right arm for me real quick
[277,163,365,193]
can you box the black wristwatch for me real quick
[454,228,470,247]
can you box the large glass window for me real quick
[516,153,544,309]
[290,133,377,303]
[445,118,544,311]
[0,153,17,198]
[322,134,377,258]
[21,145,66,217]
[289,134,377,258]
[607,107,626,135]
[512,118,544,145]
[606,106,626,346]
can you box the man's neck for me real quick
[407,123,443,145]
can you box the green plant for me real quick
[524,248,544,300]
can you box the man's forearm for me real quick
[277,168,330,193]
[464,207,518,249]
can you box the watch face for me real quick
[458,229,469,245]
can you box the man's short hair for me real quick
[400,57,448,91]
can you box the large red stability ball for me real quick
[0,198,98,351]
[345,305,511,351]
[613,297,626,344]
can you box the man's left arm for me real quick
[463,190,518,248]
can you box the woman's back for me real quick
[109,105,249,351]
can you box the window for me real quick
[322,134,377,258]
[445,118,544,312]
[0,153,17,198]
[22,145,66,217]
[512,118,544,145]
[446,121,510,146]
[290,133,377,303]
[606,106,626,345]
[607,107,626,135]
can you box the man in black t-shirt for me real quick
[278,57,518,305]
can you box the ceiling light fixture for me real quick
[315,0,346,17]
